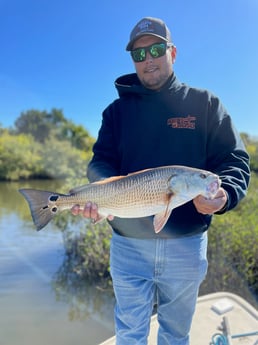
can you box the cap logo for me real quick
[137,19,154,35]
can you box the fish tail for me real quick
[19,188,62,231]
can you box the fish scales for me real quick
[70,168,170,216]
[19,165,221,232]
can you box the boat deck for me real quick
[100,292,258,345]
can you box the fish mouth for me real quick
[206,178,221,197]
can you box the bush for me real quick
[0,132,41,180]
[201,172,258,305]
[78,222,112,280]
[38,135,90,179]
[62,220,112,282]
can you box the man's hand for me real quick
[193,188,227,215]
[71,202,114,222]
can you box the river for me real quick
[0,180,115,345]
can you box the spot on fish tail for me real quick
[42,205,49,210]
[51,207,58,213]
[49,195,59,202]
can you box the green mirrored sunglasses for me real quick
[130,42,173,63]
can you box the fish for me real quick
[19,165,221,233]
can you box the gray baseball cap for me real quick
[126,17,172,51]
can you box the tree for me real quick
[15,109,52,143]
[38,135,90,179]
[14,108,95,151]
[59,122,95,151]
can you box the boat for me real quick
[100,292,258,345]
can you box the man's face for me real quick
[131,35,176,90]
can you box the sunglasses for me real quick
[130,42,173,63]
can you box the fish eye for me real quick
[200,173,207,179]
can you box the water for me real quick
[0,180,115,345]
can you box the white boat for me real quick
[100,292,258,345]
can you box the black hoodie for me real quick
[87,73,250,238]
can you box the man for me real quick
[72,17,250,344]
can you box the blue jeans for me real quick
[110,231,208,345]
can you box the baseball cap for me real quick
[126,17,172,51]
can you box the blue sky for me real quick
[1,0,258,138]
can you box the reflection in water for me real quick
[52,258,114,324]
[0,180,115,345]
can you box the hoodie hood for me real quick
[115,72,180,98]
[115,73,146,97]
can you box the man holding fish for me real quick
[71,17,250,345]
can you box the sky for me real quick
[1,0,258,138]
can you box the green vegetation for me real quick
[63,222,112,282]
[0,109,94,180]
[201,172,258,304]
[1,110,258,304]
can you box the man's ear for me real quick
[171,45,177,63]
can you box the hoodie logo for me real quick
[167,115,196,129]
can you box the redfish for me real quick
[19,165,221,232]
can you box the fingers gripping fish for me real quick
[19,165,221,233]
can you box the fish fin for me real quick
[69,176,126,193]
[19,189,61,231]
[93,168,155,184]
[94,176,122,184]
[70,169,156,191]
[69,184,90,194]
[153,192,175,233]
[153,209,173,233]
[69,175,134,194]
[71,170,156,191]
